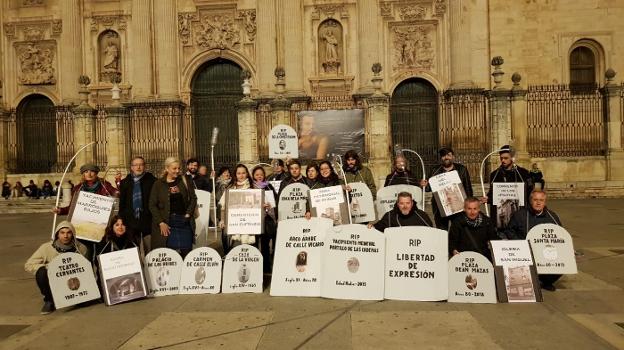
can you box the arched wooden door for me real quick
[16,94,57,173]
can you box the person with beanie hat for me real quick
[25,221,88,314]
[53,163,118,216]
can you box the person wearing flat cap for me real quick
[53,163,119,216]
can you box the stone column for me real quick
[72,77,96,174]
[59,0,83,104]
[357,0,379,94]
[105,95,128,175]
[130,0,153,99]
[257,0,278,95]
[510,73,529,167]
[366,67,392,190]
[603,69,624,180]
[237,97,259,164]
[153,0,179,99]
[0,108,9,178]
[282,0,305,95]
[449,0,474,88]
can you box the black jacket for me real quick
[487,165,532,206]
[277,176,308,198]
[503,207,562,240]
[373,200,433,232]
[384,170,420,187]
[448,213,498,260]
[118,172,157,235]
[188,173,213,192]
[149,175,197,249]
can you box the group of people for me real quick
[2,179,59,199]
[25,145,561,315]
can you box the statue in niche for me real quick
[103,41,119,71]
[319,19,342,74]
[99,30,121,82]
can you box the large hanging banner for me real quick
[492,182,525,229]
[222,244,263,293]
[226,189,263,235]
[98,247,147,305]
[429,171,466,217]
[48,252,101,309]
[144,248,183,297]
[490,240,541,303]
[194,189,211,246]
[384,227,448,301]
[447,252,497,304]
[321,224,385,300]
[348,182,376,224]
[526,224,577,275]
[68,191,115,242]
[179,247,222,294]
[269,124,299,159]
[278,183,310,221]
[309,185,348,225]
[375,184,424,216]
[297,110,364,160]
[270,217,333,297]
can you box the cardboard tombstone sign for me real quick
[278,183,310,221]
[179,247,222,294]
[429,171,466,217]
[67,191,115,242]
[321,224,385,300]
[375,185,424,217]
[492,182,525,229]
[144,248,183,297]
[225,189,264,235]
[48,252,101,309]
[489,240,542,303]
[193,189,212,247]
[98,247,147,305]
[309,185,349,225]
[384,226,449,301]
[447,252,497,304]
[270,217,333,297]
[526,224,577,275]
[222,244,263,293]
[348,182,376,224]
[269,124,299,159]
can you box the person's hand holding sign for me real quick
[159,222,170,236]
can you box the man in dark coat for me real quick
[116,156,156,252]
[185,157,212,192]
[448,197,498,261]
[422,147,473,230]
[369,192,433,232]
[503,190,563,291]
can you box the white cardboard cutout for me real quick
[48,252,101,309]
[222,244,263,293]
[226,189,263,235]
[447,252,497,304]
[348,182,376,224]
[269,124,299,159]
[376,185,424,217]
[278,183,310,221]
[429,171,466,217]
[69,191,115,242]
[526,224,577,274]
[194,189,211,245]
[98,247,147,305]
[179,247,222,294]
[144,248,183,296]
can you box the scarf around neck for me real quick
[53,239,77,253]
[465,213,483,228]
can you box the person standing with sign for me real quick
[305,162,321,189]
[252,166,277,273]
[503,190,562,291]
[384,155,419,187]
[277,160,307,197]
[185,158,213,192]
[448,197,498,261]
[116,156,156,253]
[149,157,197,258]
[343,150,376,198]
[25,221,87,314]
[421,147,473,230]
[219,164,257,248]
[482,146,532,232]
[368,192,432,232]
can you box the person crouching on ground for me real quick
[448,197,499,261]
[368,191,432,232]
[24,221,87,314]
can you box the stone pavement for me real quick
[0,199,623,349]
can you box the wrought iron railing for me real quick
[94,105,108,169]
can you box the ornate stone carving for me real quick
[99,31,121,83]
[15,41,56,85]
[434,0,447,17]
[178,12,196,45]
[90,15,128,32]
[51,20,62,36]
[195,15,241,50]
[379,1,393,17]
[23,25,46,41]
[22,0,44,6]
[319,19,343,75]
[399,5,427,21]
[237,10,257,42]
[4,24,16,38]
[313,4,347,19]
[392,25,435,70]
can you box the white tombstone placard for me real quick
[384,226,448,301]
[179,247,222,294]
[222,244,263,293]
[270,218,333,297]
[144,248,183,296]
[226,189,263,235]
[447,252,497,304]
[492,183,525,207]
[429,171,466,217]
[48,252,101,309]
[489,240,539,303]
[98,247,147,305]
[526,224,577,274]
[490,240,534,267]
[321,224,385,300]
[348,182,376,224]
[278,183,310,221]
[376,185,423,217]
[68,191,115,242]
[194,189,211,245]
[269,124,299,159]
[265,190,276,208]
[309,185,348,225]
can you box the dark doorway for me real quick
[16,94,57,173]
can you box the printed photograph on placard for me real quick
[297,110,364,160]
[438,183,465,216]
[497,199,520,229]
[228,190,262,209]
[503,265,536,303]
[105,272,145,305]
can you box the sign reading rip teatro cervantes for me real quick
[269,124,299,159]
[48,252,101,309]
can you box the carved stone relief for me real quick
[434,0,447,17]
[312,4,348,20]
[178,12,197,45]
[22,0,44,6]
[15,41,56,85]
[399,5,427,21]
[90,15,128,32]
[237,10,257,42]
[379,2,393,18]
[318,19,343,75]
[3,20,61,40]
[195,14,241,50]
[392,24,435,71]
[99,30,121,83]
